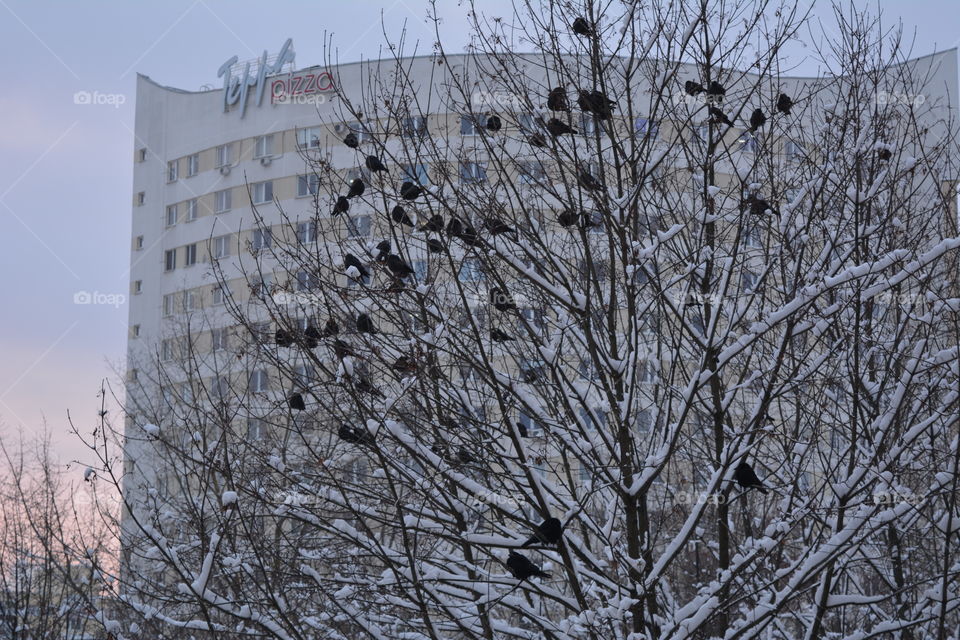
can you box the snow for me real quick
[142,422,160,436]
[221,491,238,507]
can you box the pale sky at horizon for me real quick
[0,0,957,468]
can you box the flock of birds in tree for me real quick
[281,13,776,585]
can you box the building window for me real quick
[216,143,232,167]
[165,204,178,227]
[460,114,480,136]
[296,127,322,149]
[211,328,228,352]
[297,221,317,243]
[253,274,273,298]
[131,324,140,338]
[213,234,231,259]
[167,160,178,182]
[401,163,429,186]
[693,124,709,142]
[743,225,762,248]
[402,115,427,137]
[185,198,198,221]
[183,290,198,311]
[294,364,316,387]
[137,192,145,205]
[164,249,177,272]
[133,280,142,294]
[212,284,229,305]
[252,181,274,204]
[785,140,805,161]
[742,270,759,292]
[163,293,176,316]
[186,153,199,177]
[184,243,198,266]
[517,411,544,437]
[579,406,605,430]
[638,360,656,383]
[250,369,269,392]
[214,189,232,213]
[637,408,653,432]
[161,338,174,362]
[412,259,428,283]
[458,258,485,282]
[297,173,319,197]
[254,134,274,158]
[346,215,371,239]
[737,131,758,152]
[137,148,147,162]
[519,160,545,184]
[251,228,272,251]
[580,114,598,136]
[135,235,144,250]
[460,161,487,184]
[635,117,659,139]
[517,113,537,132]
[247,418,267,440]
[295,270,319,291]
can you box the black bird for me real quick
[578,89,616,119]
[426,238,445,254]
[365,155,388,172]
[734,462,768,494]
[506,551,551,581]
[571,17,592,36]
[288,392,306,411]
[355,375,383,397]
[343,132,359,149]
[547,86,569,111]
[490,328,514,342]
[338,424,374,445]
[457,447,478,464]
[776,92,794,115]
[275,329,295,347]
[385,254,415,278]
[346,179,365,198]
[304,325,321,348]
[578,170,604,192]
[746,195,778,216]
[446,217,465,237]
[333,196,350,215]
[517,421,529,437]
[707,80,726,98]
[332,339,355,359]
[557,209,579,227]
[375,239,391,262]
[485,115,502,132]
[685,80,705,96]
[421,214,444,233]
[522,517,563,547]
[749,108,766,132]
[490,288,517,311]
[877,148,892,161]
[485,218,516,235]
[708,106,733,126]
[400,181,423,200]
[321,318,339,338]
[546,118,577,136]
[344,253,370,278]
[527,133,547,147]
[356,313,376,334]
[391,205,414,227]
[458,225,482,247]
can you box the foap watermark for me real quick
[273,291,324,306]
[73,90,126,108]
[875,91,925,107]
[273,92,329,106]
[74,291,126,308]
[471,491,523,507]
[674,491,728,505]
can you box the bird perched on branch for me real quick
[578,89,616,119]
[356,313,376,334]
[304,325,321,348]
[344,253,370,279]
[527,133,547,147]
[578,169,604,192]
[708,106,734,126]
[521,517,563,547]
[491,328,514,342]
[486,115,502,132]
[365,155,388,172]
[557,209,579,227]
[749,108,767,132]
[386,254,415,278]
[333,196,350,215]
[685,80,705,96]
[332,339,355,359]
[734,462,768,494]
[375,239,391,262]
[571,17,592,37]
[776,92,794,115]
[485,217,516,235]
[547,86,569,111]
[338,424,375,446]
[346,178,365,198]
[391,205,414,227]
[546,118,577,136]
[707,80,726,99]
[275,329,295,348]
[421,214,444,233]
[506,551,551,581]
[321,318,339,338]
[392,356,418,374]
[426,238,445,254]
[400,181,423,200]
[343,133,359,149]
[288,393,306,411]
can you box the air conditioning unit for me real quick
[219,165,231,175]
[259,156,272,166]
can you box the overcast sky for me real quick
[0,0,956,465]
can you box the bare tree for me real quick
[87,1,960,639]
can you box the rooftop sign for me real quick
[218,38,296,117]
